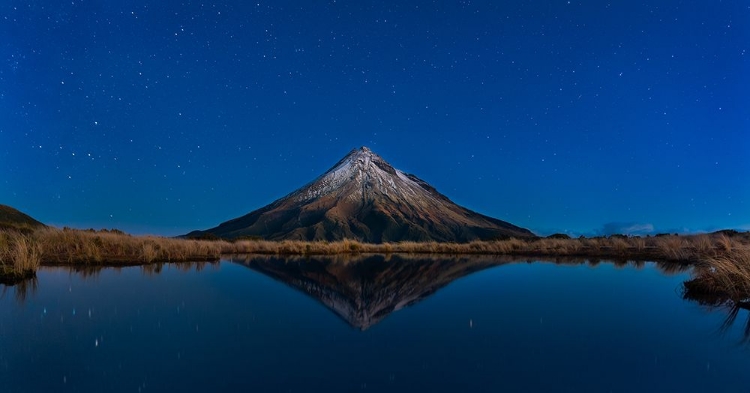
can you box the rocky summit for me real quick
[187,147,534,242]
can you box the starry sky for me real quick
[1,0,748,236]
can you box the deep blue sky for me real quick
[1,0,748,236]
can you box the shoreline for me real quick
[1,227,748,304]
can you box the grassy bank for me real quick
[0,231,41,284]
[0,228,224,283]
[0,227,748,304]
[683,249,750,305]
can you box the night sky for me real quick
[1,1,748,236]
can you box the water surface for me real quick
[0,256,748,392]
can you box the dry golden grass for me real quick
[716,234,734,253]
[632,237,646,252]
[684,246,750,304]
[0,228,745,263]
[654,236,690,260]
[692,234,713,254]
[0,231,42,283]
[13,227,223,266]
[1,227,749,302]
[177,230,739,260]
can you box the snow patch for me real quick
[292,148,439,205]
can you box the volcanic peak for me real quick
[292,146,437,205]
[187,146,533,242]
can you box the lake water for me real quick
[1,255,748,392]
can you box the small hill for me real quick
[0,204,45,232]
[188,146,534,242]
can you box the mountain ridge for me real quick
[188,147,534,242]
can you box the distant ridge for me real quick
[0,204,45,231]
[188,147,534,242]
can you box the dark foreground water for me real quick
[1,256,748,393]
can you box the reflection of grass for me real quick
[718,303,750,345]
[680,239,750,339]
[683,271,750,345]
[0,276,37,303]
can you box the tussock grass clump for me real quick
[684,247,750,304]
[716,234,734,253]
[0,231,41,284]
[654,236,690,260]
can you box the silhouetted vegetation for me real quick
[189,232,222,241]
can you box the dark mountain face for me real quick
[188,147,534,242]
[231,254,507,330]
[0,204,45,231]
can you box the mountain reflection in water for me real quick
[1,256,749,393]
[231,254,506,330]
[229,254,694,331]
[2,256,747,344]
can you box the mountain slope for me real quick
[188,147,534,242]
[0,204,45,231]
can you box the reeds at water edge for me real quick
[1,227,749,304]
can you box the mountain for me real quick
[0,204,45,232]
[231,254,507,330]
[188,147,534,242]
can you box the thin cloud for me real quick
[599,222,655,236]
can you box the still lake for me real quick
[1,255,748,392]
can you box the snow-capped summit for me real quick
[187,147,533,242]
[293,146,444,204]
